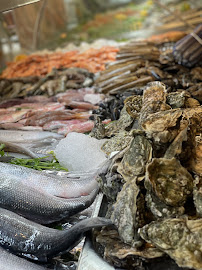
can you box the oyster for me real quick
[111,179,146,247]
[164,124,188,159]
[90,115,106,139]
[105,106,134,137]
[141,109,182,143]
[193,176,202,217]
[145,191,185,219]
[96,228,164,269]
[145,158,193,207]
[117,132,152,181]
[101,131,133,156]
[166,91,186,108]
[139,81,171,127]
[124,95,142,119]
[189,135,202,176]
[139,217,202,270]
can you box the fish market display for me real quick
[0,162,100,223]
[0,67,94,100]
[95,39,202,97]
[0,87,105,140]
[91,79,202,270]
[0,207,112,262]
[1,46,118,79]
[0,130,63,158]
[0,246,49,270]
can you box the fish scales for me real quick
[0,246,48,270]
[0,162,99,223]
[0,208,112,261]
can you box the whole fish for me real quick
[0,130,63,158]
[0,162,99,223]
[0,130,63,143]
[0,246,49,270]
[0,208,112,262]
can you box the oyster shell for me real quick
[101,131,133,156]
[145,158,193,207]
[142,81,167,105]
[105,106,134,137]
[166,91,186,109]
[193,175,202,217]
[139,81,171,128]
[189,135,202,176]
[96,228,164,269]
[124,95,142,119]
[141,109,182,143]
[145,191,185,219]
[90,115,106,139]
[139,217,202,270]
[117,132,152,181]
[111,179,146,247]
[164,124,188,159]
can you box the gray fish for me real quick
[0,246,49,270]
[0,130,63,143]
[0,130,63,157]
[0,208,112,262]
[0,162,99,223]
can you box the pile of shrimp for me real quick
[1,46,119,78]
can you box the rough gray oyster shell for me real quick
[101,131,133,156]
[105,106,134,137]
[145,157,194,207]
[111,179,146,247]
[145,191,185,219]
[96,228,164,269]
[117,131,152,182]
[124,95,142,119]
[139,217,202,270]
[193,175,202,217]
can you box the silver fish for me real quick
[0,208,112,262]
[0,162,99,223]
[0,246,48,270]
[0,130,63,143]
[0,130,63,158]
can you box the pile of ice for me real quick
[54,132,107,172]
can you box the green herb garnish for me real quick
[0,144,68,171]
[10,154,68,171]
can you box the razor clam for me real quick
[139,217,202,270]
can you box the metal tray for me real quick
[77,193,115,270]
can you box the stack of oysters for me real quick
[92,81,202,270]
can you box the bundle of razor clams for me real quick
[0,161,112,265]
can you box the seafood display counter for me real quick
[0,20,201,270]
